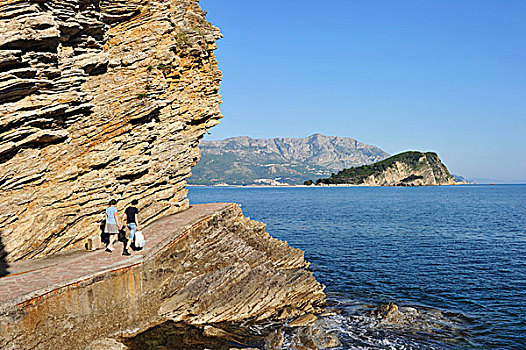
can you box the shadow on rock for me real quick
[100,221,109,245]
[122,321,267,350]
[0,232,9,277]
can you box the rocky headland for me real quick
[314,151,457,186]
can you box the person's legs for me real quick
[105,233,111,250]
[107,233,117,250]
[125,223,136,252]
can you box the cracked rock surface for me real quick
[0,204,326,350]
[0,0,223,262]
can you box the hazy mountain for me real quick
[190,134,389,185]
[452,174,474,184]
[470,177,526,184]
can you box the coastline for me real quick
[187,182,475,188]
[185,185,526,349]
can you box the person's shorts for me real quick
[104,222,119,234]
[127,223,137,239]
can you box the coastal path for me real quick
[0,203,233,309]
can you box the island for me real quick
[311,151,457,186]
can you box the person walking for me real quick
[123,199,140,256]
[104,199,122,252]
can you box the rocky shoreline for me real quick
[0,2,332,348]
[0,204,327,350]
[109,301,447,350]
[188,182,470,188]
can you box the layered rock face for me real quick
[359,154,455,186]
[0,0,222,262]
[0,204,325,350]
[318,151,456,186]
[156,205,325,325]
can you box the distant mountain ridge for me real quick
[315,151,456,186]
[190,134,389,185]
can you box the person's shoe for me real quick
[123,249,131,256]
[105,247,112,253]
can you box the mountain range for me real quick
[190,134,389,185]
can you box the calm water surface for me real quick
[188,185,526,349]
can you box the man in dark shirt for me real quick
[123,199,139,256]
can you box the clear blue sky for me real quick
[200,0,526,182]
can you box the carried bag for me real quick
[118,228,127,243]
[134,230,145,249]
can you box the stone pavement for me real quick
[0,203,233,308]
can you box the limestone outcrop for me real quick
[155,205,325,325]
[316,151,457,186]
[0,0,222,262]
[0,204,326,350]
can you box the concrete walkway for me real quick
[0,203,233,308]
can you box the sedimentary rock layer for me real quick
[0,204,326,350]
[0,0,222,261]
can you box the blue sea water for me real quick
[188,185,526,350]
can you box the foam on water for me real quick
[258,298,472,349]
[319,305,470,349]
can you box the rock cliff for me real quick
[0,0,222,262]
[316,151,456,186]
[190,134,389,185]
[0,204,326,349]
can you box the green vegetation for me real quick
[137,93,148,99]
[157,64,172,75]
[304,180,314,186]
[192,26,207,38]
[176,32,190,45]
[316,151,438,185]
[189,151,326,186]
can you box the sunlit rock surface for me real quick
[0,0,222,261]
[0,204,326,350]
[318,151,457,186]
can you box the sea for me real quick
[184,185,526,350]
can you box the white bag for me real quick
[134,230,145,249]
